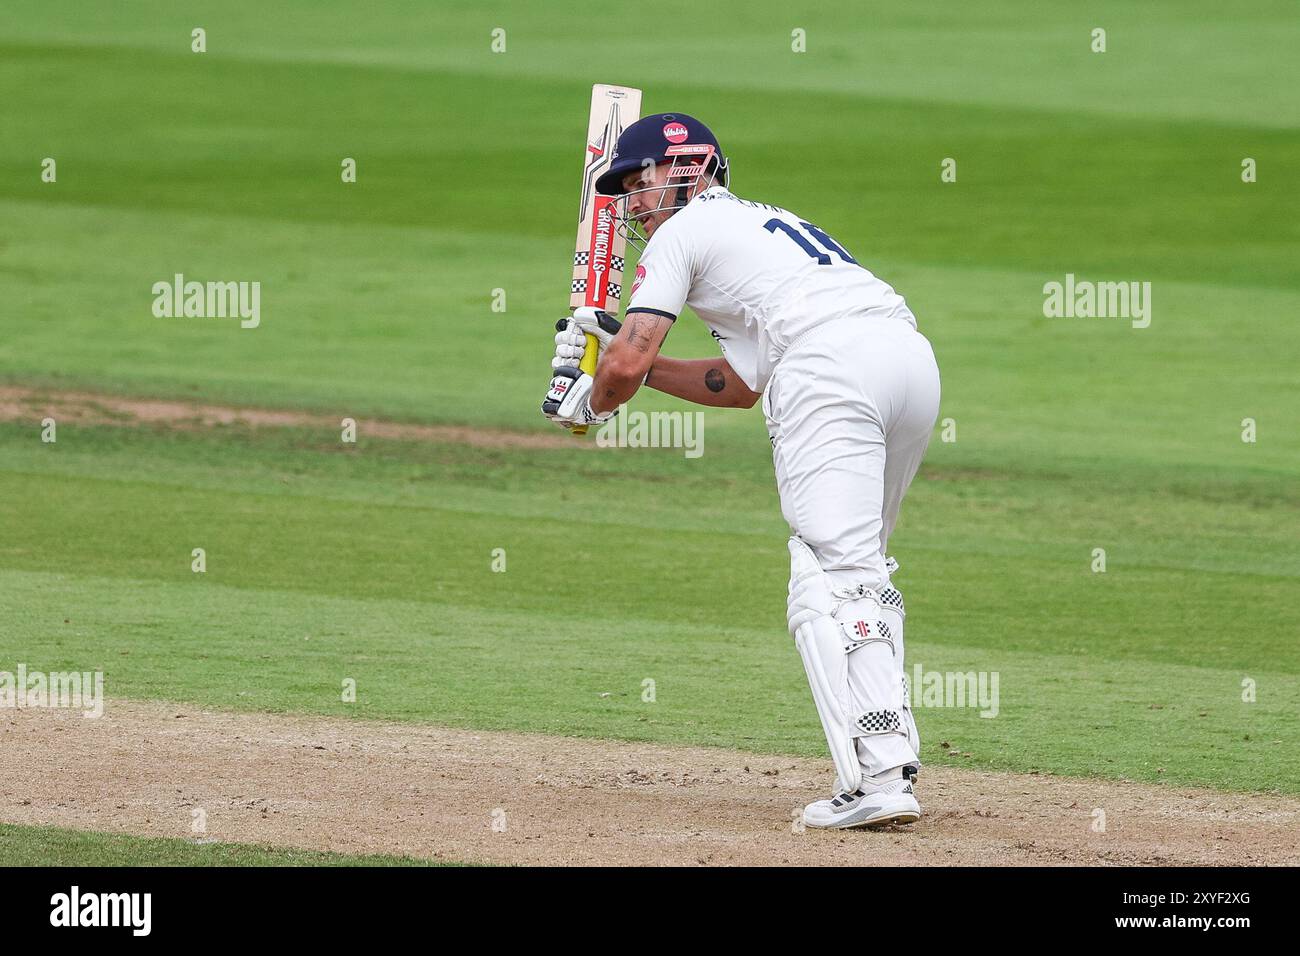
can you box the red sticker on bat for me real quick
[631,264,646,296]
[663,122,688,143]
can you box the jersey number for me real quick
[763,219,858,265]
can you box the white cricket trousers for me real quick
[763,317,940,592]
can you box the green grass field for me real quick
[2,1,1298,864]
[0,823,446,866]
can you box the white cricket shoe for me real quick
[803,766,920,829]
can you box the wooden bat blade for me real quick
[568,84,642,435]
[570,84,643,317]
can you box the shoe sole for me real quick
[848,808,920,829]
[805,801,922,830]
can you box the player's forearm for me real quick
[591,361,643,414]
[589,311,675,415]
[644,357,760,408]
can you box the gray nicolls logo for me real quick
[152,273,261,329]
[49,886,152,936]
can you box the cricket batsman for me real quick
[542,113,941,829]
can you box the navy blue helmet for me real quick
[595,113,729,196]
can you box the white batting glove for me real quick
[551,306,623,371]
[552,322,587,370]
[571,305,621,349]
[540,367,615,428]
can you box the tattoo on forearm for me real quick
[626,315,655,353]
[704,368,726,393]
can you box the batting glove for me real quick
[541,367,616,428]
[551,306,623,369]
[552,323,587,370]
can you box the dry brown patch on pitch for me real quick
[0,385,580,450]
[2,700,1297,867]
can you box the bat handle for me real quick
[569,331,601,435]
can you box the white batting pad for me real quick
[787,537,920,788]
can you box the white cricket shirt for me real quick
[627,186,917,391]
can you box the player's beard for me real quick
[616,190,681,250]
[615,160,722,249]
[615,204,655,251]
[641,209,671,238]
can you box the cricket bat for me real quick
[563,83,642,434]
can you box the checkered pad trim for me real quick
[856,710,902,734]
[571,279,587,294]
[611,255,625,271]
[606,282,621,299]
[574,251,590,266]
[879,587,905,613]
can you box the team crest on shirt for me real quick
[631,264,646,295]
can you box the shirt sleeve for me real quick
[625,218,694,320]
